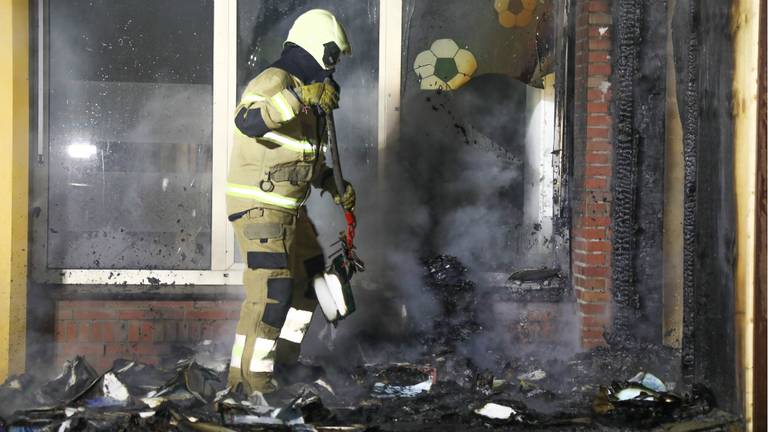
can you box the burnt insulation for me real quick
[609,0,643,343]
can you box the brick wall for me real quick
[571,0,614,349]
[54,300,240,371]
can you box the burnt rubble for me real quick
[0,256,740,431]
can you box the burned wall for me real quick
[609,0,668,344]
[674,0,738,413]
[608,0,738,413]
[593,0,738,411]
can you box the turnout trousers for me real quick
[227,206,324,394]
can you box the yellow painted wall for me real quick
[732,0,760,430]
[0,0,29,380]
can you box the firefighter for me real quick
[225,9,355,394]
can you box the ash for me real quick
[0,256,738,431]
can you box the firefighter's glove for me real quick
[324,176,356,210]
[336,183,356,211]
[295,81,339,113]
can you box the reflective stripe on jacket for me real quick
[227,67,331,214]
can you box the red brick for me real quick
[101,322,115,342]
[588,113,611,126]
[585,164,612,177]
[127,322,140,342]
[575,264,610,278]
[140,322,155,342]
[186,310,229,320]
[588,76,610,89]
[575,252,608,266]
[135,343,160,355]
[587,102,609,113]
[187,322,201,341]
[582,326,606,337]
[582,338,608,349]
[588,0,611,13]
[149,301,195,309]
[89,322,102,341]
[579,215,611,227]
[589,27,611,38]
[574,275,609,290]
[587,141,612,152]
[587,89,606,102]
[586,152,610,164]
[573,227,610,241]
[584,177,609,190]
[62,343,103,357]
[105,343,127,357]
[151,307,186,320]
[164,322,179,342]
[73,310,116,320]
[55,325,65,343]
[587,190,612,203]
[583,199,610,212]
[56,307,73,320]
[581,314,610,327]
[588,63,612,76]
[588,13,612,25]
[66,322,78,343]
[577,289,612,303]
[589,39,611,51]
[77,322,91,342]
[579,302,608,315]
[118,310,150,320]
[587,126,611,139]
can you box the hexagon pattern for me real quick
[494,0,537,28]
[413,39,478,91]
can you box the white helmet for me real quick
[285,9,351,70]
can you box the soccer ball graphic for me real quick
[413,39,478,91]
[494,0,538,28]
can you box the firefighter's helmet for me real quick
[285,9,351,70]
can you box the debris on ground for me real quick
[0,256,741,431]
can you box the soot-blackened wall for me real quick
[608,0,738,411]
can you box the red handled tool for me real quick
[325,96,363,271]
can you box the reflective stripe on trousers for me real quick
[278,308,314,343]
[225,182,301,210]
[249,337,277,373]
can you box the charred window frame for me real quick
[553,0,577,273]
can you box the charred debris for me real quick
[1,257,738,431]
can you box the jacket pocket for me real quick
[268,161,314,185]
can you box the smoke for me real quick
[36,0,577,374]
[250,2,579,368]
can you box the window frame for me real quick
[32,0,399,285]
[32,0,567,286]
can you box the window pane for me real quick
[236,0,379,262]
[400,0,559,272]
[46,0,214,269]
